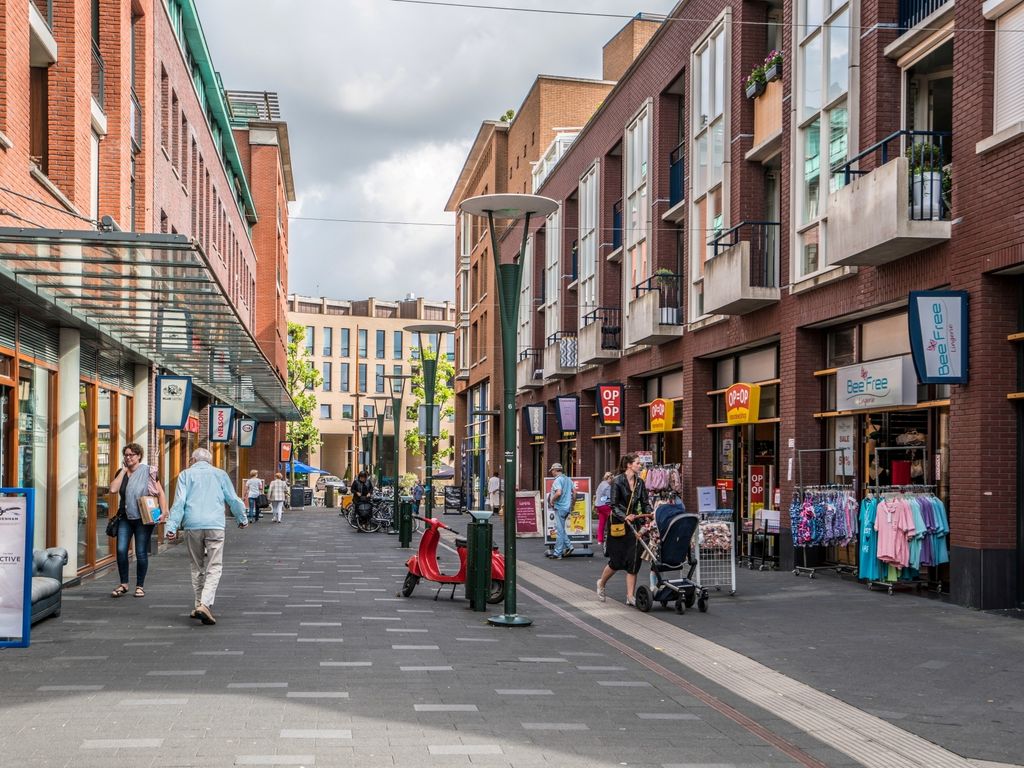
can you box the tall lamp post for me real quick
[371,396,390,485]
[406,324,455,517]
[385,373,410,529]
[459,193,558,629]
[362,422,374,476]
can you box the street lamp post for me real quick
[459,193,558,629]
[385,373,410,532]
[406,324,455,517]
[362,423,374,476]
[371,396,390,486]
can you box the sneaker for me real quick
[564,546,575,557]
[596,579,606,602]
[625,597,636,607]
[195,604,216,625]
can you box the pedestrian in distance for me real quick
[411,477,424,514]
[244,469,264,523]
[165,448,248,625]
[545,463,575,559]
[109,442,168,599]
[268,472,289,523]
[351,470,374,522]
[596,453,651,604]
[487,470,502,516]
[594,471,614,555]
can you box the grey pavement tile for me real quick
[233,757,315,766]
[320,661,371,667]
[81,738,164,748]
[414,704,479,712]
[399,666,453,671]
[279,729,352,739]
[427,745,503,755]
[285,692,349,698]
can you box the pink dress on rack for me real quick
[874,499,914,567]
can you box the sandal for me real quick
[111,584,129,598]
[134,586,145,598]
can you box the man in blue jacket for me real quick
[166,448,248,625]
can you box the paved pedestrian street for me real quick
[3,511,1023,768]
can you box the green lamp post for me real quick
[385,373,410,532]
[371,396,389,486]
[458,193,558,629]
[406,324,455,517]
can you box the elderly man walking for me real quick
[165,448,248,625]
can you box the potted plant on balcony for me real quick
[763,50,783,82]
[906,141,946,221]
[745,64,766,99]
[654,268,676,288]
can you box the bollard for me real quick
[398,499,413,548]
[324,486,335,508]
[465,510,493,612]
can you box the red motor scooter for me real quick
[402,515,505,603]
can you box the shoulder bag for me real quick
[610,481,637,538]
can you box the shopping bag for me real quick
[137,495,162,525]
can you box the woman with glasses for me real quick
[596,453,651,605]
[109,443,168,598]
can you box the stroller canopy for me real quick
[655,503,699,569]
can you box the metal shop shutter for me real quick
[17,315,59,365]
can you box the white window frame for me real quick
[543,209,561,340]
[517,236,534,355]
[459,211,471,259]
[532,131,579,192]
[992,1,1024,133]
[624,102,651,311]
[791,0,856,282]
[578,162,599,325]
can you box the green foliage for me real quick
[399,472,417,495]
[285,321,323,458]
[403,346,455,467]
[745,64,766,91]
[499,108,515,122]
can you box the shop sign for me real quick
[156,307,192,353]
[278,440,293,464]
[542,476,592,547]
[236,418,257,448]
[513,492,542,538]
[524,405,546,438]
[716,478,734,492]
[555,396,578,434]
[649,398,674,432]
[208,405,234,443]
[0,490,33,648]
[637,451,654,468]
[155,375,193,430]
[184,415,200,434]
[725,383,761,425]
[597,384,624,426]
[908,290,968,384]
[835,417,856,477]
[748,465,766,516]
[696,486,716,513]
[835,355,918,411]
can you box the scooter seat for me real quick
[454,536,468,548]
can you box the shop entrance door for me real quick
[735,423,778,565]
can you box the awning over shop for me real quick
[0,227,299,422]
[278,460,329,474]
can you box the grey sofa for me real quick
[31,547,67,625]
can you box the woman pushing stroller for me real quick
[596,453,652,604]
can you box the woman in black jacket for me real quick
[596,453,651,605]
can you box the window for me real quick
[362,404,375,420]
[447,333,455,361]
[29,66,49,173]
[341,404,353,420]
[795,0,851,278]
[393,364,403,379]
[994,4,1024,133]
[625,105,651,294]
[543,210,561,339]
[518,237,533,355]
[393,330,403,360]
[304,326,314,355]
[376,364,385,393]
[358,329,367,358]
[340,363,350,392]
[358,363,367,393]
[459,212,471,259]
[90,131,100,221]
[376,329,385,359]
[322,327,333,356]
[459,269,470,314]
[322,362,332,392]
[578,164,599,322]
[320,404,331,419]
[340,328,350,357]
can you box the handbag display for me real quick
[137,495,162,525]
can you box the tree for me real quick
[403,346,455,467]
[286,321,323,459]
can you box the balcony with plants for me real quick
[828,130,951,267]
[703,221,781,315]
[745,51,783,162]
[578,307,622,364]
[516,348,544,390]
[543,331,577,379]
[625,269,684,346]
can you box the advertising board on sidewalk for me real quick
[514,492,542,537]
[0,489,34,648]
[542,476,592,548]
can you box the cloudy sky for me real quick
[198,0,678,303]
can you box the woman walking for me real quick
[244,470,264,523]
[596,454,651,605]
[109,443,168,598]
[268,473,289,523]
[594,471,613,554]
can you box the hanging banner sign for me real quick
[209,405,235,442]
[554,396,579,434]
[908,290,968,384]
[524,405,546,438]
[836,355,918,411]
[649,398,674,432]
[748,465,766,517]
[417,404,440,436]
[236,418,257,448]
[156,307,192,353]
[725,383,761,425]
[184,414,200,434]
[597,384,624,426]
[155,375,193,430]
[835,416,856,477]
[0,490,34,648]
[279,441,293,464]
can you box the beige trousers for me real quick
[184,529,226,609]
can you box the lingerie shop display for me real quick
[699,521,733,552]
[858,488,949,591]
[643,464,682,497]
[789,488,859,548]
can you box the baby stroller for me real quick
[633,503,709,615]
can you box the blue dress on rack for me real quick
[858,498,883,581]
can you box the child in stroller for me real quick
[632,499,709,614]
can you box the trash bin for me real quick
[464,511,493,612]
[324,486,336,508]
[290,486,306,508]
[398,497,413,548]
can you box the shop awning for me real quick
[0,227,299,422]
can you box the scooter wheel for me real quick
[486,579,505,604]
[401,573,419,597]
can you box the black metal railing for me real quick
[835,129,951,221]
[31,0,53,27]
[710,221,781,288]
[91,41,105,109]
[518,348,541,363]
[669,141,685,207]
[633,273,684,325]
[570,240,578,282]
[582,307,622,350]
[518,348,543,382]
[612,199,623,251]
[130,89,143,153]
[546,331,576,346]
[899,0,947,30]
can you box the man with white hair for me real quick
[165,447,248,625]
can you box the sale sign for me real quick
[649,398,674,432]
[725,383,761,425]
[597,384,623,426]
[748,465,766,517]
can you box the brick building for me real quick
[454,0,1024,609]
[0,0,296,580]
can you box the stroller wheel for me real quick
[684,589,696,609]
[697,595,709,613]
[659,600,668,610]
[675,598,685,615]
[634,586,653,613]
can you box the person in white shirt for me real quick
[487,471,502,516]
[244,470,264,523]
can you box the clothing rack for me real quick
[793,448,855,579]
[862,479,939,595]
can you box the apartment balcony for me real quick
[516,349,544,390]
[625,274,684,346]
[578,307,622,364]
[543,332,577,379]
[900,0,948,30]
[663,142,686,222]
[746,79,782,163]
[29,0,57,66]
[704,222,781,315]
[829,130,951,267]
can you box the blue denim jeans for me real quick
[116,516,154,587]
[554,507,572,556]
[248,496,261,521]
